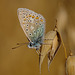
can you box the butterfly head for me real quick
[28,42,41,50]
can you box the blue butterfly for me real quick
[17,8,45,50]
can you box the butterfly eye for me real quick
[30,43,32,47]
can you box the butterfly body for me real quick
[17,8,45,50]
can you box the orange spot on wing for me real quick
[40,19,43,22]
[36,17,39,19]
[26,16,28,18]
[32,16,35,18]
[24,18,26,21]
[29,15,31,17]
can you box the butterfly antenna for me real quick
[12,42,29,49]
[17,43,28,45]
[12,45,23,49]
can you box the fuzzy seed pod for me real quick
[66,55,75,75]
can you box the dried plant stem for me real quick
[60,35,67,59]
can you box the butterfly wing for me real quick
[17,8,45,43]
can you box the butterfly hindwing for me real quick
[17,8,45,44]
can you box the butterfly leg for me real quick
[36,50,40,55]
[44,39,53,40]
[36,50,43,56]
[39,45,43,74]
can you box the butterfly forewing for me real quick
[17,8,45,43]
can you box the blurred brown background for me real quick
[0,0,75,75]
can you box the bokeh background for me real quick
[0,0,75,75]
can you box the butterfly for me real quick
[17,8,45,50]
